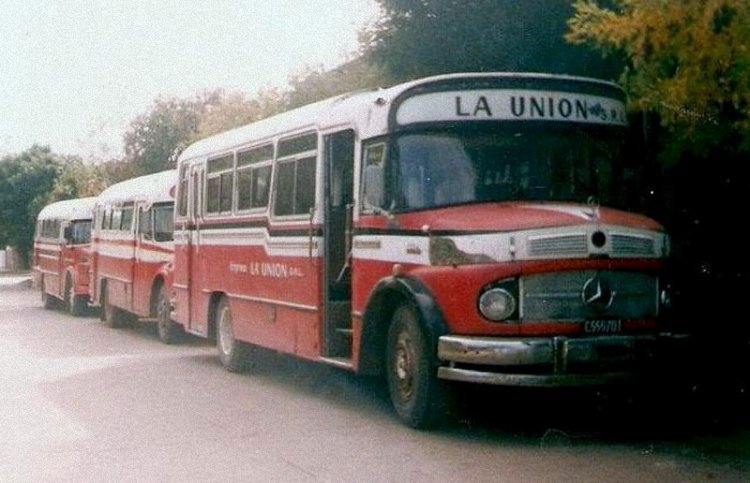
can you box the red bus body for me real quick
[173,73,681,427]
[89,170,176,333]
[33,197,97,315]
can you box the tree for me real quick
[48,158,110,202]
[195,88,288,139]
[567,0,750,159]
[568,1,750,374]
[122,89,291,177]
[361,0,620,82]
[286,60,392,109]
[0,146,60,263]
[122,96,206,176]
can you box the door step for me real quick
[319,356,354,370]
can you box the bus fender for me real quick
[358,276,448,376]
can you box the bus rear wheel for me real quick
[216,297,250,372]
[41,280,57,310]
[156,284,181,344]
[386,304,449,429]
[103,284,127,329]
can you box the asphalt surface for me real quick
[1,278,748,482]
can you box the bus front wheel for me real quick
[386,304,448,429]
[216,297,250,372]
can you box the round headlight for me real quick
[479,288,516,321]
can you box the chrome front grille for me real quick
[524,230,659,259]
[611,233,655,256]
[528,233,587,257]
[521,270,658,321]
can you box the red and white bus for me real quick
[89,170,179,342]
[173,73,679,427]
[33,197,97,315]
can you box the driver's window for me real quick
[362,142,386,210]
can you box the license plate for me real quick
[584,319,622,334]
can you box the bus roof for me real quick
[37,197,97,222]
[96,170,176,207]
[177,72,624,164]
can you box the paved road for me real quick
[1,282,748,482]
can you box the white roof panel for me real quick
[177,72,624,166]
[37,197,97,221]
[96,169,176,207]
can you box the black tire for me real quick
[64,276,86,317]
[216,297,250,372]
[386,304,449,429]
[103,284,127,329]
[156,284,181,344]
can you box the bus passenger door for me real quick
[122,203,137,312]
[133,204,152,317]
[188,164,208,335]
[322,129,354,359]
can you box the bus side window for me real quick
[274,133,318,217]
[362,142,386,209]
[111,208,122,231]
[206,154,234,215]
[103,209,112,231]
[139,207,153,240]
[121,205,134,232]
[178,165,189,217]
[237,144,273,211]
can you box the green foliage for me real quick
[122,89,292,178]
[48,158,109,201]
[195,88,288,140]
[0,146,61,259]
[123,95,206,176]
[567,0,750,159]
[362,0,620,82]
[286,60,392,109]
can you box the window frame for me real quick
[205,153,235,217]
[236,143,274,213]
[272,132,319,220]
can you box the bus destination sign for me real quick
[396,89,628,127]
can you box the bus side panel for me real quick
[36,241,63,297]
[94,237,135,311]
[132,243,173,318]
[72,247,91,296]
[200,236,322,359]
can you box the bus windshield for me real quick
[388,125,632,211]
[70,220,92,245]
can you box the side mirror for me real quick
[363,165,385,208]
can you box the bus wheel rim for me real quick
[394,331,415,401]
[219,306,233,355]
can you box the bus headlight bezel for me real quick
[478,286,517,322]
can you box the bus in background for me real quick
[33,197,97,315]
[173,73,681,428]
[89,170,180,343]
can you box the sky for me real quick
[0,0,380,159]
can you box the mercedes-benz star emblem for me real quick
[581,276,615,312]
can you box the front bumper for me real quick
[437,333,688,387]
